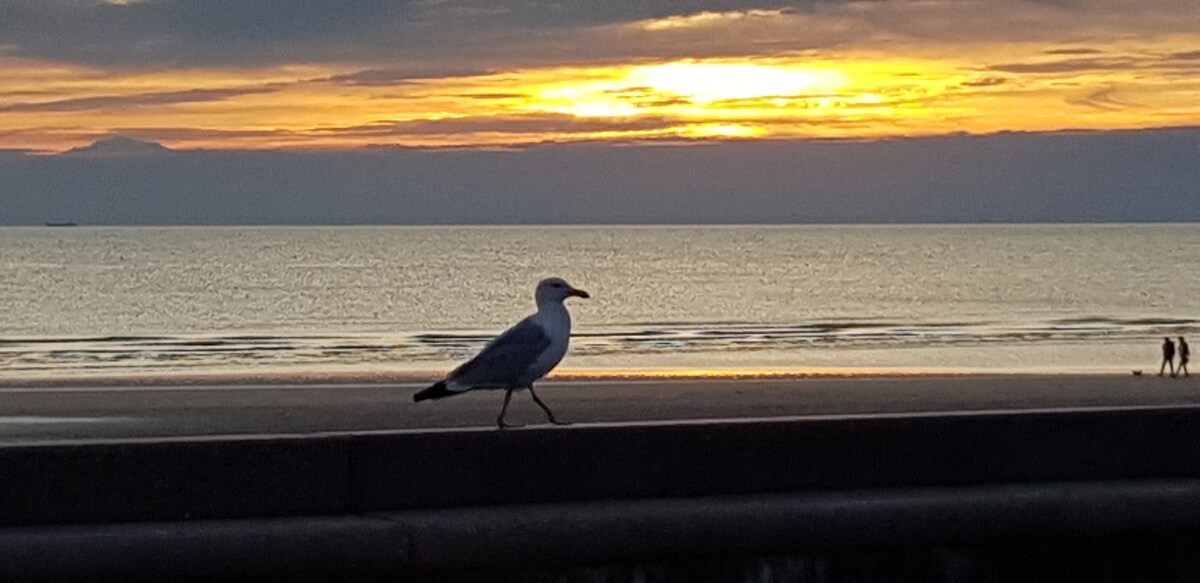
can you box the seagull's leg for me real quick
[527,384,569,425]
[497,388,517,428]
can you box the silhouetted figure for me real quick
[1160,337,1176,377]
[1179,337,1190,378]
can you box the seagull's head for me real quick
[536,277,590,305]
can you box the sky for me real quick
[1,0,1199,223]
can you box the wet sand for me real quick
[0,374,1195,444]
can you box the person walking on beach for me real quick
[1179,337,1190,378]
[1160,337,1177,377]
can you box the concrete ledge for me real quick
[4,406,1200,526]
[348,406,1200,512]
[389,479,1200,571]
[5,407,1200,580]
[2,480,1199,581]
[0,516,406,582]
[0,435,349,525]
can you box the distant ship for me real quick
[44,221,78,227]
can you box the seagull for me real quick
[413,277,590,428]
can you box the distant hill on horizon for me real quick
[64,135,173,158]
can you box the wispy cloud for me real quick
[1169,50,1200,61]
[1067,86,1139,110]
[634,9,791,31]
[0,86,282,113]
[990,57,1141,74]
[326,67,497,86]
[311,113,680,138]
[1043,48,1106,56]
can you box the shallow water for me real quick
[0,224,1197,380]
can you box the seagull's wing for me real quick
[445,316,552,391]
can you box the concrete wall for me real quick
[3,406,1200,580]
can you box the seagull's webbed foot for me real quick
[527,384,570,426]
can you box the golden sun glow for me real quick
[512,58,971,139]
[630,62,849,103]
[528,61,851,116]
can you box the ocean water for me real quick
[0,224,1197,381]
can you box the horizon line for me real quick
[4,221,1200,229]
[7,124,1200,157]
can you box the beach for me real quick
[1,225,1196,444]
[0,374,1194,444]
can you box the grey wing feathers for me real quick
[447,316,551,389]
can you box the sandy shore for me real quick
[0,374,1195,444]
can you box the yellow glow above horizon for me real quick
[3,36,1200,152]
[527,61,852,121]
[516,58,972,133]
[631,62,849,104]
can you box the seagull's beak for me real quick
[569,288,591,299]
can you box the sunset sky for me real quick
[2,1,1198,225]
[3,0,1200,152]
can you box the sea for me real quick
[1,224,1197,383]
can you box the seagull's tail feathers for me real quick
[413,380,456,403]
